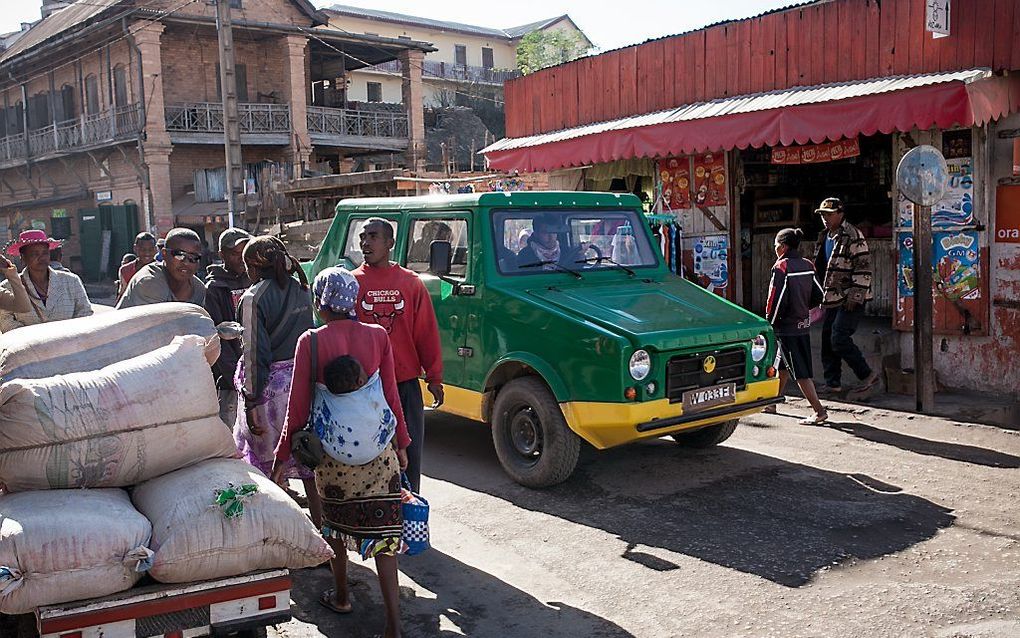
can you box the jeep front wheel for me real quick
[491,377,581,488]
[670,419,739,448]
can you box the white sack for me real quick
[0,489,152,614]
[0,335,237,491]
[0,302,219,382]
[131,458,334,583]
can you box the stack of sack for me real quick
[0,304,333,615]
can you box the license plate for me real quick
[682,383,736,412]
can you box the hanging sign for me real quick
[932,157,974,228]
[692,152,727,207]
[693,234,729,295]
[934,231,980,301]
[657,157,692,210]
[771,138,861,165]
[995,185,1020,243]
[926,0,950,38]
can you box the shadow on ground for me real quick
[286,553,635,638]
[424,414,957,588]
[823,420,1020,468]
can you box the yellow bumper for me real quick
[560,379,781,449]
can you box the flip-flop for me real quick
[319,588,353,614]
[761,405,778,414]
[799,413,828,426]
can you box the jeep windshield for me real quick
[494,209,659,275]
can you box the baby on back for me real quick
[312,355,397,465]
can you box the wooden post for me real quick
[215,0,243,228]
[913,203,935,412]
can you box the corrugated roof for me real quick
[326,4,566,40]
[484,69,992,154]
[0,0,121,64]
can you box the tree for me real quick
[516,30,589,75]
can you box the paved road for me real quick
[271,399,1020,638]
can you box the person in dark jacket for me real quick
[234,235,319,521]
[204,227,251,427]
[764,228,828,425]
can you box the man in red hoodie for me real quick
[353,218,443,492]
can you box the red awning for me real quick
[483,70,1020,173]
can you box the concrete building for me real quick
[0,0,430,281]
[323,5,590,107]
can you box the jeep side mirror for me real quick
[429,240,452,277]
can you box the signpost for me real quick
[896,145,949,413]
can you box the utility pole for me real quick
[215,0,242,229]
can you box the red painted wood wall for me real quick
[505,0,1020,138]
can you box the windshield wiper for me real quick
[519,260,583,279]
[576,256,636,277]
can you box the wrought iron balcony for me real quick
[307,106,408,139]
[0,104,143,168]
[364,59,520,85]
[165,103,292,134]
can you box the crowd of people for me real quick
[0,196,878,635]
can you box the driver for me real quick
[516,214,584,270]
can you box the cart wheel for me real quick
[491,377,580,488]
[670,419,739,448]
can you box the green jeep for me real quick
[309,192,782,487]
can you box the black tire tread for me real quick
[491,377,581,488]
[671,419,739,448]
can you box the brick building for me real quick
[0,0,430,281]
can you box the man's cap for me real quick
[219,228,252,251]
[815,197,844,214]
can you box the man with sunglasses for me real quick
[117,228,207,309]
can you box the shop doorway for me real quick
[737,134,895,317]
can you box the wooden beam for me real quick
[58,156,89,190]
[116,144,146,180]
[15,165,39,198]
[0,176,16,198]
[86,150,113,179]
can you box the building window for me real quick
[113,65,129,108]
[27,92,50,130]
[229,0,241,8]
[482,47,494,69]
[59,84,76,122]
[215,63,249,102]
[194,167,227,203]
[84,74,100,115]
[366,82,382,103]
[455,44,467,67]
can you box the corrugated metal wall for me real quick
[506,0,1020,138]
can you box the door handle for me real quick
[448,315,459,330]
[467,314,479,331]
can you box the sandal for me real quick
[761,405,778,414]
[799,412,828,426]
[319,588,353,614]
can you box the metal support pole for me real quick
[913,203,935,412]
[215,0,243,229]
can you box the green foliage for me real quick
[516,30,589,75]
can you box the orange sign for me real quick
[995,185,1020,243]
[772,137,861,165]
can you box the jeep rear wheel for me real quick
[491,377,581,488]
[670,419,739,448]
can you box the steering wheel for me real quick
[576,242,603,267]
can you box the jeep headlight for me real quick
[751,334,768,362]
[629,349,651,381]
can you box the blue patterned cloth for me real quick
[312,267,360,318]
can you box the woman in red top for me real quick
[273,267,409,638]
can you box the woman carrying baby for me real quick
[272,266,410,638]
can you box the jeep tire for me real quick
[491,377,581,488]
[670,419,739,448]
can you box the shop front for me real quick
[485,69,1020,395]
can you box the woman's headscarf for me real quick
[312,267,360,319]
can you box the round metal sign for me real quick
[896,144,949,206]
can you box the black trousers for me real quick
[821,306,872,388]
[397,379,425,492]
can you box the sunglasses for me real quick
[169,249,202,264]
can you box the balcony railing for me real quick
[307,106,408,139]
[165,103,292,134]
[0,103,143,167]
[365,59,520,85]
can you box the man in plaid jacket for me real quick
[813,198,880,394]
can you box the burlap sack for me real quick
[0,336,237,491]
[0,302,219,382]
[0,489,152,614]
[131,458,334,583]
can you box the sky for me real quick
[1,0,811,52]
